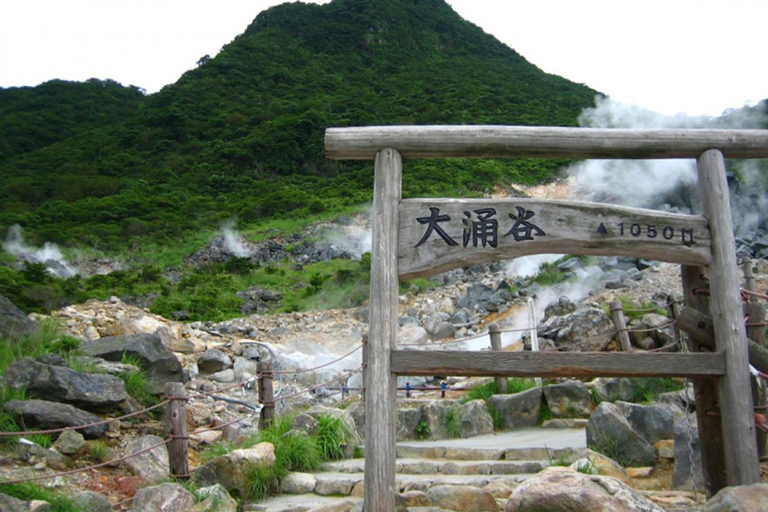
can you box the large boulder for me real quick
[2,399,107,439]
[189,484,238,512]
[397,404,424,441]
[543,380,593,418]
[697,483,768,512]
[421,401,459,440]
[427,484,500,512]
[489,388,542,430]
[0,294,37,340]
[123,435,170,484]
[130,483,196,512]
[614,401,683,445]
[197,349,232,374]
[459,399,494,438]
[586,402,657,467]
[72,491,112,512]
[672,413,704,490]
[192,443,276,496]
[535,302,614,351]
[0,359,128,411]
[505,467,665,511]
[79,333,184,394]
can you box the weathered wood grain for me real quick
[164,382,189,479]
[697,150,761,485]
[398,198,710,279]
[391,350,725,378]
[365,148,401,512]
[326,125,768,160]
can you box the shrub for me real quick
[445,407,461,439]
[315,414,352,461]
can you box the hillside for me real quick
[0,0,598,250]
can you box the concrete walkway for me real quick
[398,427,586,451]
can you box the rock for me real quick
[535,302,614,351]
[190,484,238,512]
[305,405,360,443]
[591,378,636,403]
[0,294,38,340]
[579,449,632,485]
[586,402,657,467]
[398,405,425,440]
[398,325,430,345]
[281,472,317,494]
[130,482,196,512]
[123,435,170,484]
[504,467,665,512]
[421,401,458,440]
[427,485,499,512]
[0,493,32,512]
[542,380,593,418]
[655,440,675,459]
[52,429,86,455]
[71,491,112,512]
[291,413,320,435]
[79,333,184,394]
[17,441,69,471]
[0,358,128,411]
[2,399,107,439]
[459,400,494,438]
[673,414,704,490]
[614,401,683,445]
[697,483,768,512]
[197,349,233,374]
[192,443,276,495]
[489,388,542,430]
[346,401,365,438]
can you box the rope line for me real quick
[0,437,172,486]
[270,344,363,375]
[0,399,170,438]
[268,367,363,404]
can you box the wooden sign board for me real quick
[399,198,711,279]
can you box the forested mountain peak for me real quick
[0,0,598,250]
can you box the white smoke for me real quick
[326,223,372,259]
[506,254,561,278]
[3,225,78,278]
[221,221,252,257]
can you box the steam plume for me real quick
[3,225,78,278]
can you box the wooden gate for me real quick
[324,125,768,511]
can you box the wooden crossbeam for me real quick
[391,350,726,378]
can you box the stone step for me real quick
[395,444,585,462]
[326,457,548,476]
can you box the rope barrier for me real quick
[186,374,261,401]
[742,288,768,301]
[0,399,171,438]
[621,320,678,334]
[0,437,172,486]
[270,344,363,375]
[267,367,363,404]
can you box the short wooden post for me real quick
[697,149,761,485]
[609,301,632,352]
[681,266,727,496]
[258,362,275,430]
[668,294,682,347]
[743,259,767,457]
[365,148,401,512]
[361,334,368,401]
[488,323,507,394]
[164,382,189,479]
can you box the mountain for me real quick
[0,0,598,250]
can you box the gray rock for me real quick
[614,401,684,445]
[281,472,317,494]
[422,401,460,440]
[0,493,31,512]
[489,388,542,430]
[3,399,107,439]
[0,358,128,411]
[17,441,69,470]
[211,369,236,383]
[130,483,196,512]
[535,303,614,351]
[459,400,494,438]
[542,380,593,418]
[124,435,170,484]
[591,377,636,403]
[305,405,360,443]
[586,402,657,466]
[192,443,275,495]
[398,406,425,440]
[79,333,184,394]
[0,294,38,340]
[346,400,365,438]
[72,491,112,512]
[427,484,499,512]
[52,428,86,455]
[697,483,768,512]
[198,349,232,374]
[190,484,238,512]
[504,467,665,512]
[291,413,320,435]
[673,413,704,490]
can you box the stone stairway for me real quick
[244,428,587,512]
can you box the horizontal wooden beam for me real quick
[399,198,710,279]
[325,125,768,160]
[391,350,726,378]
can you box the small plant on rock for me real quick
[415,421,430,440]
[445,406,461,439]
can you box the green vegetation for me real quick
[119,353,162,410]
[0,318,79,373]
[628,378,683,404]
[0,481,86,512]
[444,406,461,438]
[463,378,537,403]
[415,420,430,440]
[0,0,598,256]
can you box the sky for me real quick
[1,0,766,117]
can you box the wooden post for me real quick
[668,294,682,347]
[365,148,401,512]
[743,259,767,458]
[609,300,632,352]
[258,362,274,430]
[488,323,507,394]
[361,334,368,401]
[697,149,761,485]
[164,382,189,479]
[681,266,727,496]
